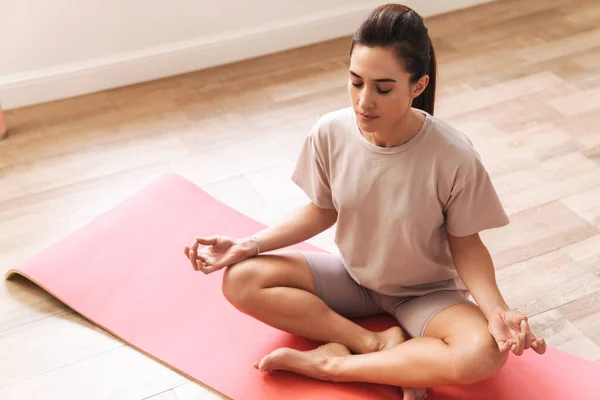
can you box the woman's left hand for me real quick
[488,309,547,355]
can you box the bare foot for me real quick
[377,326,408,351]
[254,342,351,381]
[403,387,428,400]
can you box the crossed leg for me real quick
[223,252,507,399]
[256,301,508,390]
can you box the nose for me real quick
[358,88,374,110]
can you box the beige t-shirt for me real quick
[291,107,509,297]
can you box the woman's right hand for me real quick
[184,235,256,274]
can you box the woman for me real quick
[184,4,546,399]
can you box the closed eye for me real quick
[351,82,391,95]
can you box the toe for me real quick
[403,387,428,400]
[402,388,415,400]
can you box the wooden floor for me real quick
[2,0,600,398]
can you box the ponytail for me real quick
[412,42,437,116]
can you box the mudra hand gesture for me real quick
[184,235,257,274]
[488,309,546,355]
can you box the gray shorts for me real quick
[302,251,473,338]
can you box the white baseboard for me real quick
[0,0,493,110]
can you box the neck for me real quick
[362,109,425,148]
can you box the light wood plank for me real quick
[493,152,600,214]
[481,201,597,268]
[450,119,577,177]
[518,27,600,63]
[199,174,268,215]
[144,390,179,400]
[564,234,600,275]
[435,72,566,118]
[562,186,600,228]
[0,136,189,203]
[546,86,600,116]
[555,292,600,347]
[528,310,600,362]
[0,310,122,389]
[173,383,220,400]
[0,277,67,333]
[0,345,188,400]
[495,242,600,317]
[553,109,600,156]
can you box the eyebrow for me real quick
[349,70,396,83]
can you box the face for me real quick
[348,44,428,133]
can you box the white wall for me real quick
[0,0,493,110]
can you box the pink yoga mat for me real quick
[6,174,600,399]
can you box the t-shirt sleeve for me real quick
[444,158,509,237]
[291,126,335,210]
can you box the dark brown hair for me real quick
[350,4,437,115]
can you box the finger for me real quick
[196,259,207,272]
[520,320,534,349]
[511,311,527,329]
[512,332,526,356]
[184,247,190,258]
[521,318,532,333]
[521,319,536,349]
[196,253,221,273]
[189,249,199,270]
[191,239,200,254]
[196,236,218,246]
[526,333,536,350]
[199,262,217,275]
[497,340,512,353]
[506,340,515,353]
[196,252,211,267]
[532,338,547,355]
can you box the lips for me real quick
[358,112,379,121]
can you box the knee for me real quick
[451,331,508,385]
[222,257,262,309]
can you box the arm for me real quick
[448,232,547,355]
[447,232,508,320]
[239,202,338,256]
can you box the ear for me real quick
[411,75,430,98]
